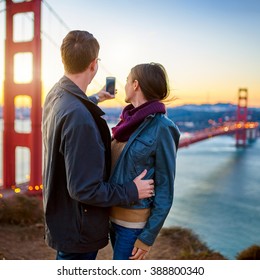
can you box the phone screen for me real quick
[106,77,116,95]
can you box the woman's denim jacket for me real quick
[109,113,180,246]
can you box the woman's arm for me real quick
[135,122,179,246]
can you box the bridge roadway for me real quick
[179,121,259,148]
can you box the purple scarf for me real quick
[112,100,166,142]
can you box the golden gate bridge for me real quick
[179,89,259,148]
[0,0,259,197]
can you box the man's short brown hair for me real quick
[61,30,100,74]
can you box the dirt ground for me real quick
[0,223,225,260]
[1,195,258,260]
[0,223,111,260]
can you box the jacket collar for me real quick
[122,114,155,149]
[58,75,105,117]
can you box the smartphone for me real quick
[106,77,116,96]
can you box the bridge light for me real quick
[14,188,21,194]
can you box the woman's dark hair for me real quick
[61,30,100,74]
[130,63,170,101]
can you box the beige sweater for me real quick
[109,139,151,251]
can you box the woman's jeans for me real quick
[56,250,98,260]
[110,222,143,260]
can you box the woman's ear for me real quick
[133,79,139,91]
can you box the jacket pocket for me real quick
[79,205,109,243]
[128,135,155,177]
[131,135,155,157]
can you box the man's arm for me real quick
[62,113,153,207]
[89,86,115,104]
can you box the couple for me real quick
[42,30,180,260]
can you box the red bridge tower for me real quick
[236,88,248,147]
[3,0,42,190]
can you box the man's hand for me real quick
[133,169,154,199]
[95,86,115,102]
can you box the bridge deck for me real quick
[179,121,258,147]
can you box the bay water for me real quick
[165,135,260,259]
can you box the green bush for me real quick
[0,194,43,225]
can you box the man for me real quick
[42,30,154,260]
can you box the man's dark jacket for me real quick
[42,76,138,253]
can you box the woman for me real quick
[109,63,180,260]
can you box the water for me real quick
[1,119,259,259]
[165,135,260,259]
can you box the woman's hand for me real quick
[129,246,150,260]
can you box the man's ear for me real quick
[89,59,97,72]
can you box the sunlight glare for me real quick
[14,52,33,84]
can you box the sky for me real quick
[0,0,260,108]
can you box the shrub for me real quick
[236,245,260,260]
[154,227,226,260]
[0,194,43,225]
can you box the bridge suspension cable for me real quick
[40,0,118,79]
[40,0,127,105]
[40,0,70,48]
[41,0,70,31]
[1,0,126,106]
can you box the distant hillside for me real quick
[167,103,260,132]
